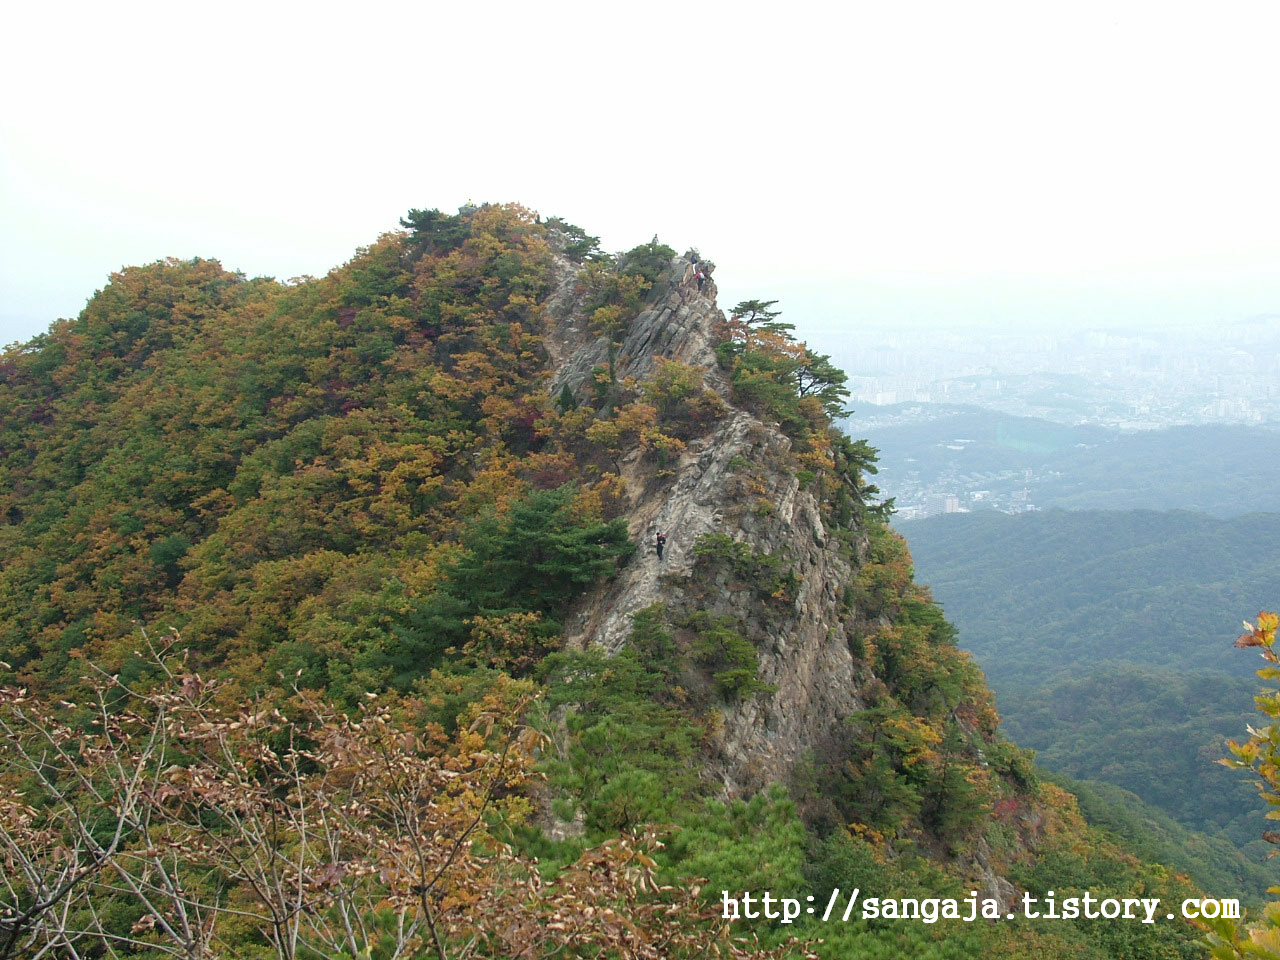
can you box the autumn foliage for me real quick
[0,204,1211,960]
[0,634,810,960]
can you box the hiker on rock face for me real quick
[655,532,667,560]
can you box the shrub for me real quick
[692,533,798,602]
[685,612,773,701]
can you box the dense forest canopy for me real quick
[900,509,1280,687]
[901,509,1280,881]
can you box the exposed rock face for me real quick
[539,250,1024,906]
[544,253,865,796]
[544,256,727,396]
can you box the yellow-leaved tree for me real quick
[1204,611,1280,958]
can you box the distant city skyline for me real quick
[832,319,1280,431]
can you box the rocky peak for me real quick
[542,252,865,796]
[543,253,726,391]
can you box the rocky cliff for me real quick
[542,252,868,795]
[534,246,1036,903]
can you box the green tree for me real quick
[794,351,850,419]
[447,485,633,613]
[400,206,472,254]
[728,299,791,334]
[371,485,633,686]
[618,240,676,283]
[540,643,704,834]
[556,382,578,413]
[545,216,602,260]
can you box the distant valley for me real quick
[848,402,1280,518]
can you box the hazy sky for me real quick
[4,1,1280,351]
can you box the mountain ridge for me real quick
[0,204,1217,959]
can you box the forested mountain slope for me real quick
[902,509,1280,881]
[0,206,1213,959]
[900,509,1280,685]
[1000,667,1265,852]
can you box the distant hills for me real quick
[1003,666,1264,852]
[900,509,1280,683]
[842,398,1280,900]
[900,508,1280,859]
[850,403,1280,516]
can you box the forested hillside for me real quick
[902,509,1280,891]
[1001,668,1265,853]
[0,206,1213,959]
[900,510,1280,685]
[1042,771,1278,906]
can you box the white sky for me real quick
[4,0,1280,351]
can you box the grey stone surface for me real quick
[544,254,865,796]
